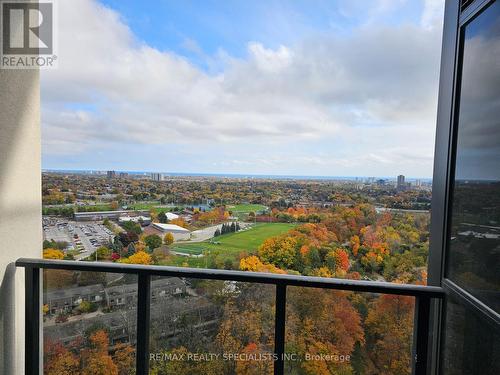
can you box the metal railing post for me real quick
[274,283,286,375]
[412,296,431,375]
[136,273,151,375]
[25,266,40,375]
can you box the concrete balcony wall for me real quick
[0,60,42,374]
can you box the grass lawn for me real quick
[75,203,112,212]
[171,223,295,257]
[227,204,267,213]
[128,202,162,210]
[171,244,207,255]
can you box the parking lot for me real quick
[43,217,115,260]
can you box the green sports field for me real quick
[171,223,295,256]
[227,204,267,213]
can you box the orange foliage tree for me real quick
[44,340,79,375]
[82,330,118,375]
[365,294,415,375]
[286,288,365,374]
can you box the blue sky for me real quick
[98,0,424,62]
[41,0,444,178]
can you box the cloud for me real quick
[41,0,444,177]
[421,0,445,30]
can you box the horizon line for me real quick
[42,168,433,181]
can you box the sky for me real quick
[41,0,445,178]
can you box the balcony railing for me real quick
[16,258,445,375]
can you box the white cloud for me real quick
[247,42,293,72]
[42,0,445,177]
[421,0,444,30]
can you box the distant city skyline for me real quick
[41,0,444,178]
[43,168,431,182]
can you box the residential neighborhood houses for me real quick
[45,277,186,316]
[43,275,220,349]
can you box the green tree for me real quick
[158,212,169,223]
[96,246,110,260]
[78,300,97,313]
[120,220,142,235]
[144,234,162,251]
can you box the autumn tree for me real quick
[170,217,189,228]
[82,330,118,375]
[164,232,174,245]
[286,288,365,375]
[126,251,152,265]
[215,285,276,375]
[350,235,360,257]
[44,340,79,375]
[96,246,110,260]
[118,231,139,247]
[236,342,274,375]
[43,248,64,260]
[258,236,298,269]
[113,344,135,375]
[240,255,286,274]
[365,294,415,375]
[150,346,223,375]
[325,248,350,276]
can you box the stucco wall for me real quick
[0,66,42,373]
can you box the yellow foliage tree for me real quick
[350,235,360,257]
[127,251,152,265]
[239,256,286,274]
[257,236,297,269]
[134,241,147,253]
[164,232,174,245]
[311,266,333,278]
[43,248,64,260]
[170,218,188,228]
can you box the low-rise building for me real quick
[74,210,149,221]
[44,284,105,315]
[103,278,186,309]
[165,212,179,221]
[118,215,151,226]
[45,278,187,315]
[151,223,191,240]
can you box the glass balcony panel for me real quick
[442,294,500,375]
[43,270,137,375]
[447,0,500,312]
[148,278,276,374]
[285,286,415,375]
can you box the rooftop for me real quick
[151,222,190,232]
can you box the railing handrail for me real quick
[16,257,444,298]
